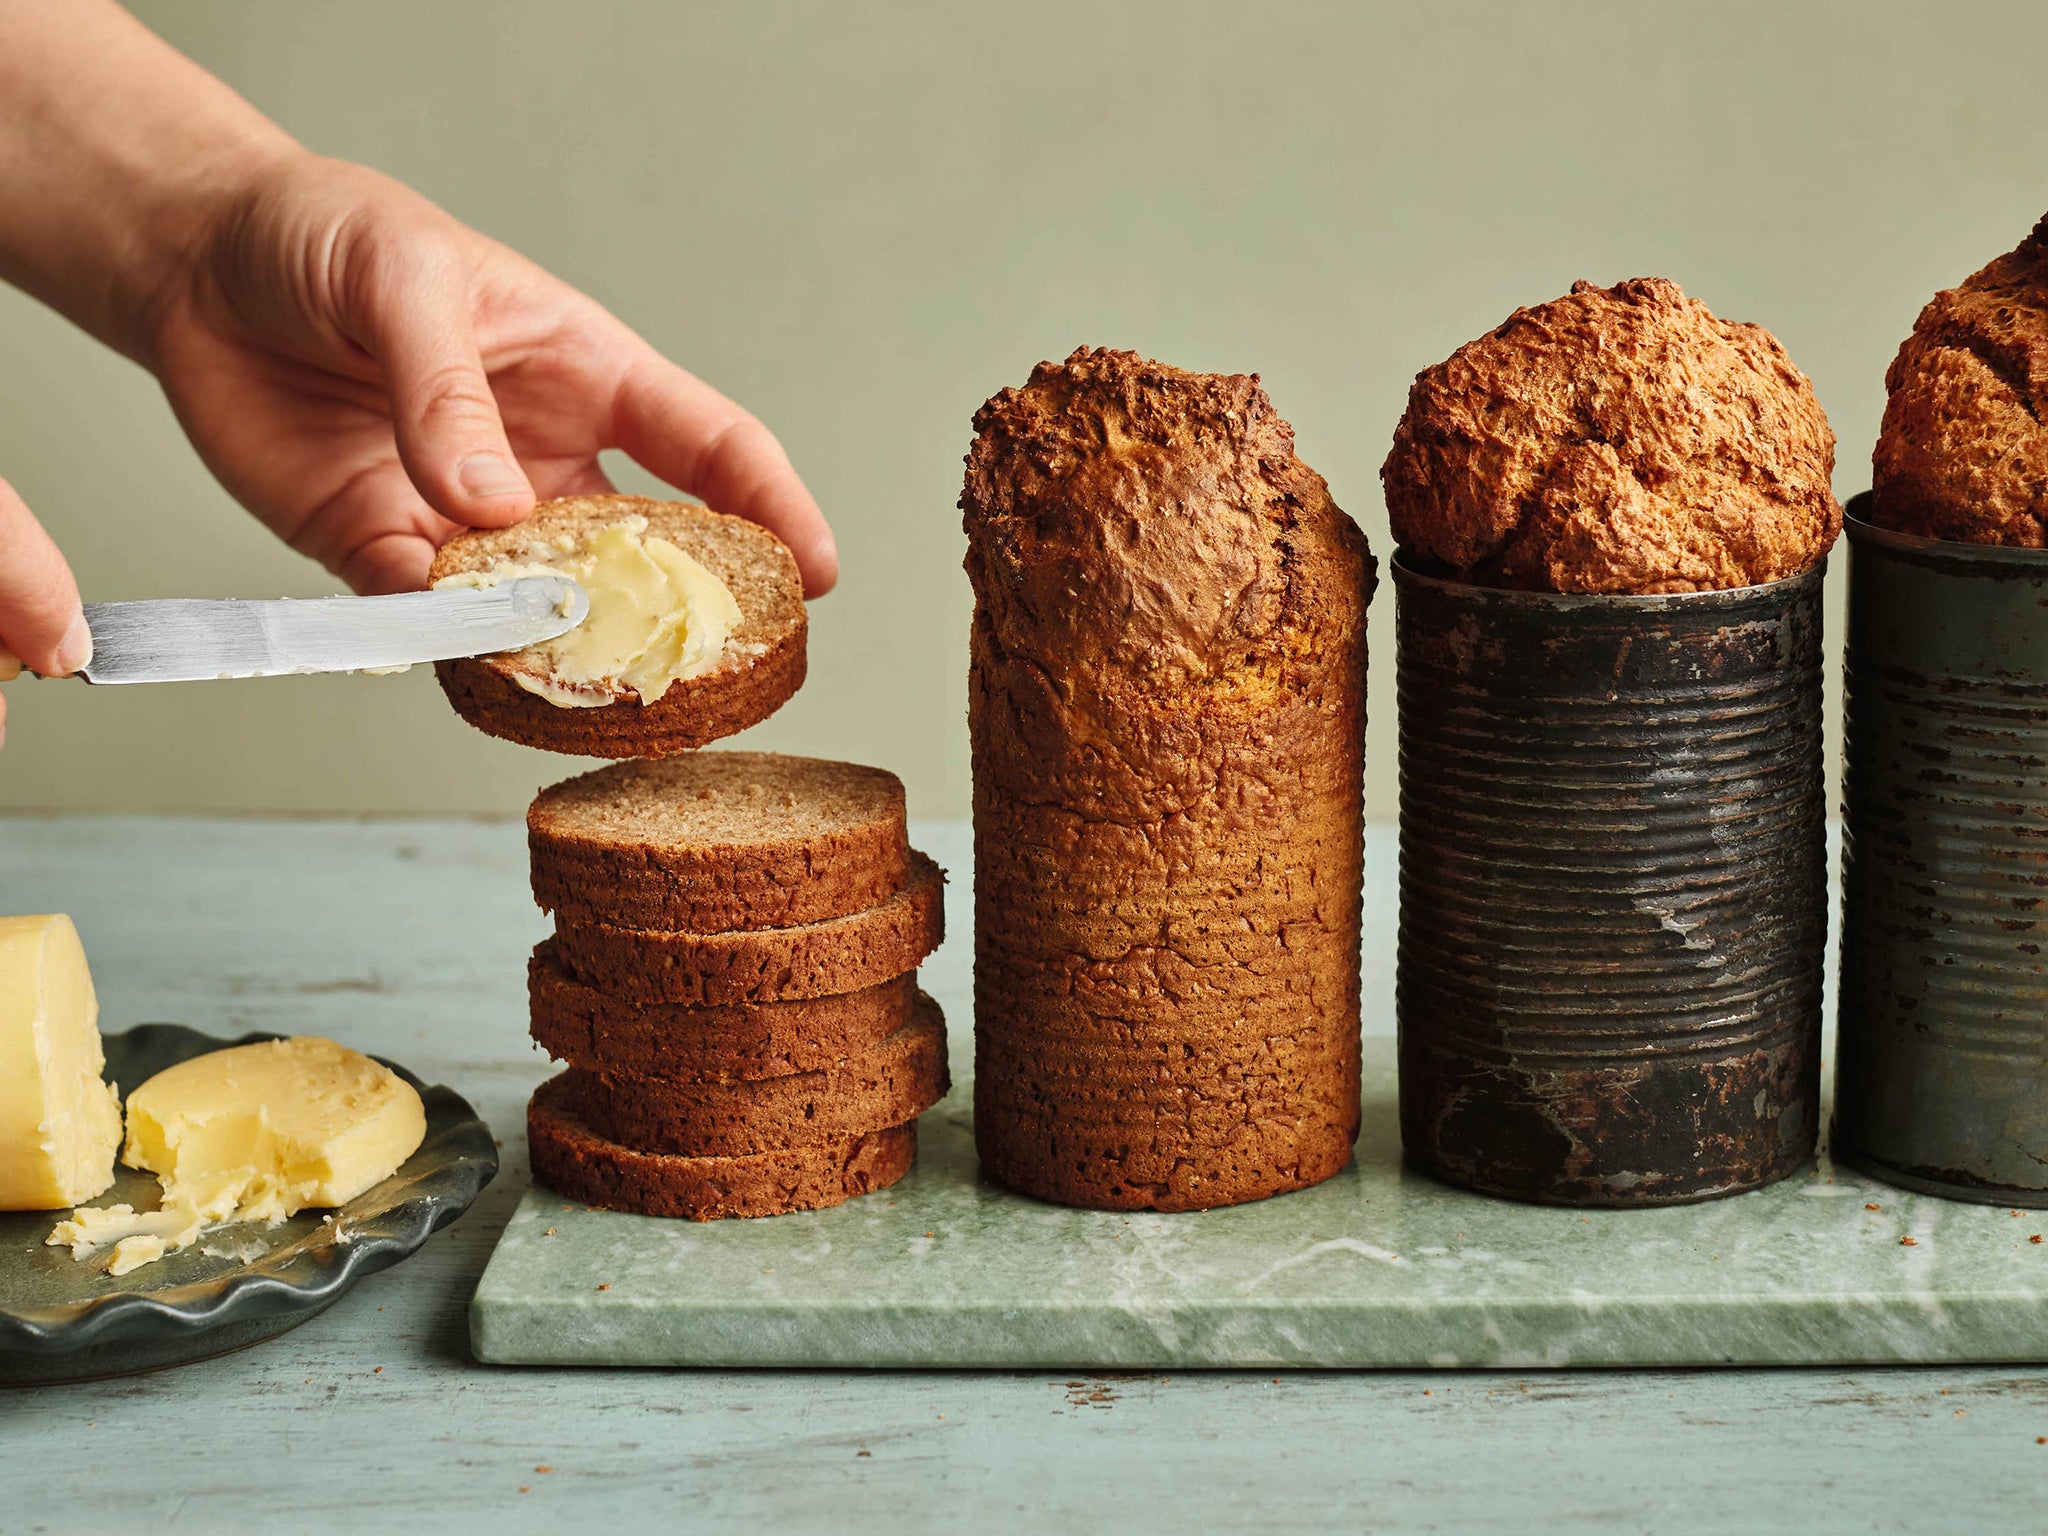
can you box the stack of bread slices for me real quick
[523,752,949,1219]
[429,494,948,1219]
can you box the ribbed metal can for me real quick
[1833,498,2048,1206]
[1395,555,1828,1205]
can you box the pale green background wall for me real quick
[0,0,2042,820]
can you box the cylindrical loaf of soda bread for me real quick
[961,346,1376,1212]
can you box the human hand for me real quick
[0,476,93,746]
[141,152,837,598]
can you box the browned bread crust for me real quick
[971,825,1362,1210]
[974,1077,1353,1212]
[429,495,806,757]
[962,346,1372,1211]
[1382,278,1841,593]
[529,752,910,932]
[529,942,916,1080]
[551,850,945,1006]
[1872,214,2048,546]
[560,996,949,1157]
[528,1073,916,1219]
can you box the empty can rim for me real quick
[1844,490,2048,571]
[1391,547,1825,613]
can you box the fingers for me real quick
[281,453,460,596]
[329,463,616,594]
[533,460,617,500]
[336,458,613,593]
[0,476,91,677]
[352,236,536,532]
[611,353,838,597]
[338,530,440,596]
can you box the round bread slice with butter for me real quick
[429,495,806,757]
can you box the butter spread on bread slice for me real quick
[429,495,806,758]
[435,516,739,707]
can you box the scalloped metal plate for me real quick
[1,1025,496,1384]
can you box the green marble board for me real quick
[471,1035,2048,1370]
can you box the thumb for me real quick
[0,476,91,678]
[355,237,534,529]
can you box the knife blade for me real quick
[0,577,589,685]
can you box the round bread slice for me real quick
[529,942,917,1080]
[563,994,950,1158]
[530,752,910,932]
[430,495,806,757]
[528,1074,917,1220]
[552,851,945,1006]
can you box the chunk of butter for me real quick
[434,516,740,707]
[0,914,122,1210]
[48,1036,425,1275]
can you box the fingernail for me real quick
[458,453,529,499]
[54,613,92,676]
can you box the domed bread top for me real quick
[1872,212,2048,547]
[528,752,910,932]
[429,495,804,757]
[1382,277,1841,594]
[961,346,1374,704]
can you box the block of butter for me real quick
[0,914,122,1210]
[49,1036,426,1275]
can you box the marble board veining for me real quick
[471,1033,2048,1370]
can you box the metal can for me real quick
[1833,496,2048,1206]
[1395,555,1828,1205]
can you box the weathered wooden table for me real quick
[3,817,2043,1533]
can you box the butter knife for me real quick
[0,577,588,685]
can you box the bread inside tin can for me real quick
[1833,496,2048,1207]
[1393,555,1829,1206]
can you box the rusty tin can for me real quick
[1394,555,1827,1206]
[1833,497,2048,1207]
